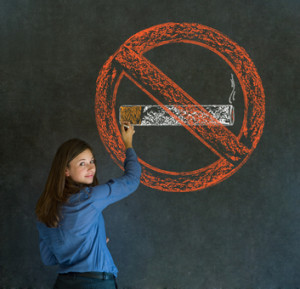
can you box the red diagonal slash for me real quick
[114,45,249,164]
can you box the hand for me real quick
[120,122,135,149]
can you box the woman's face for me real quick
[65,149,96,185]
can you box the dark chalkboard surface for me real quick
[0,0,299,288]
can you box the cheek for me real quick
[78,167,86,174]
[70,167,85,177]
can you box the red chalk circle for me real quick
[95,23,265,192]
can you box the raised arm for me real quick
[120,121,135,149]
[91,122,142,210]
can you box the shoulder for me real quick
[89,183,112,199]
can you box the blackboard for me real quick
[0,0,299,288]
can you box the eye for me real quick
[91,159,95,164]
[79,162,85,166]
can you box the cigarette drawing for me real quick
[119,105,234,126]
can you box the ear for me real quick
[65,168,70,177]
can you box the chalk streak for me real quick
[229,73,236,104]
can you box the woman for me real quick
[36,123,141,289]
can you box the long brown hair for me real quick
[35,139,99,228]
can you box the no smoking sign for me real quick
[95,23,265,192]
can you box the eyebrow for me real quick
[77,157,95,162]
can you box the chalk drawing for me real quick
[229,73,236,104]
[95,23,265,192]
[119,105,234,126]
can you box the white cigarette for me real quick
[119,105,234,126]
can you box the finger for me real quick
[123,122,132,131]
[121,121,130,126]
[120,124,125,133]
[120,122,129,132]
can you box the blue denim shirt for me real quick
[37,148,141,276]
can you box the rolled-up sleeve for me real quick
[91,148,142,210]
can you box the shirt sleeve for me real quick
[91,148,142,211]
[38,232,58,266]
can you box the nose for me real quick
[88,163,95,171]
